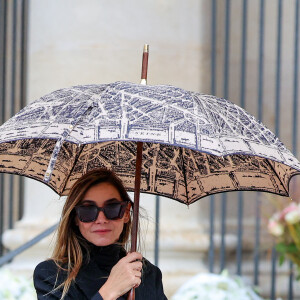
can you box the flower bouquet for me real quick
[268,201,300,279]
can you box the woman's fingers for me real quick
[99,252,143,299]
[134,270,142,279]
[129,260,142,270]
[117,252,142,272]
[124,251,143,263]
[131,271,142,288]
[124,262,142,279]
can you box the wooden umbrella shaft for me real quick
[127,45,148,300]
[130,141,143,252]
[126,141,143,300]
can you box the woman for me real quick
[34,168,167,300]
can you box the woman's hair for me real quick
[51,168,133,298]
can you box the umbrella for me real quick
[1,47,300,299]
[1,82,299,200]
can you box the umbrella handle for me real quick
[127,288,135,300]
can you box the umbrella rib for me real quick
[265,158,289,196]
[122,91,195,122]
[179,147,189,204]
[59,143,86,195]
[20,139,51,175]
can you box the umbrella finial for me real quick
[140,44,149,85]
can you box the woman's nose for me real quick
[95,210,108,223]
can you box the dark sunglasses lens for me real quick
[104,203,126,220]
[76,206,98,222]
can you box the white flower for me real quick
[268,219,284,237]
[284,210,300,225]
[171,271,264,300]
[0,268,35,300]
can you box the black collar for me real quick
[75,244,127,299]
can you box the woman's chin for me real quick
[89,237,118,247]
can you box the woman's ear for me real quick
[124,202,132,223]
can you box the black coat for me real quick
[33,244,168,300]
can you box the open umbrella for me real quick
[1,82,299,199]
[0,46,300,299]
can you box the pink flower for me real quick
[268,219,284,237]
[276,202,300,225]
[279,202,298,220]
[284,210,300,224]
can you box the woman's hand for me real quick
[99,252,143,300]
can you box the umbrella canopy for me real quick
[0,81,299,204]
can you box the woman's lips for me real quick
[93,229,111,233]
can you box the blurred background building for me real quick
[0,0,300,299]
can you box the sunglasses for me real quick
[75,201,129,223]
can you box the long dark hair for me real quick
[51,168,133,298]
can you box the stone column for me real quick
[2,179,63,276]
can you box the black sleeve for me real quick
[91,294,103,300]
[155,267,168,300]
[33,260,100,300]
[136,259,168,300]
[156,268,168,300]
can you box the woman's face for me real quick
[76,182,130,247]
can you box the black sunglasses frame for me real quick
[75,201,129,223]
